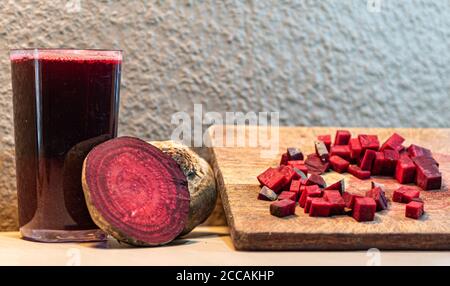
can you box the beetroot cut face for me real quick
[82,136,190,246]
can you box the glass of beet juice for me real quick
[10,49,122,242]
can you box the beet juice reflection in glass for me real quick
[10,49,122,242]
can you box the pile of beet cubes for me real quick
[257,131,441,222]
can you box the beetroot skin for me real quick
[258,186,278,201]
[324,179,345,194]
[287,147,304,161]
[315,141,329,162]
[305,173,327,188]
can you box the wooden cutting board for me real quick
[208,126,450,250]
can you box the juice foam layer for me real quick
[10,49,122,63]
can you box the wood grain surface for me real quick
[208,126,450,250]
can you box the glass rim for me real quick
[10,48,123,61]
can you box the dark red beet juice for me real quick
[10,49,122,242]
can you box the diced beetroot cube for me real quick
[349,138,362,163]
[289,179,301,193]
[393,186,420,203]
[305,173,326,188]
[365,186,388,211]
[330,145,351,161]
[277,165,296,187]
[334,130,352,145]
[299,185,322,208]
[304,197,319,213]
[413,156,442,190]
[287,147,304,161]
[342,192,364,209]
[371,152,385,175]
[324,179,345,194]
[407,144,432,158]
[280,152,289,166]
[334,130,351,145]
[348,165,371,180]
[278,191,297,201]
[360,149,377,171]
[329,155,350,173]
[317,135,331,151]
[323,190,345,215]
[380,133,405,151]
[258,186,278,201]
[352,197,376,222]
[405,201,424,219]
[270,199,296,217]
[383,149,400,176]
[257,167,287,193]
[315,141,329,162]
[395,156,416,184]
[309,198,332,217]
[300,178,308,186]
[305,154,330,175]
[358,134,380,153]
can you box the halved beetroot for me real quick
[334,130,351,145]
[305,153,330,175]
[380,133,405,151]
[82,137,190,246]
[329,155,349,173]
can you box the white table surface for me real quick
[1,226,449,266]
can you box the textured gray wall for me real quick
[1,0,449,230]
